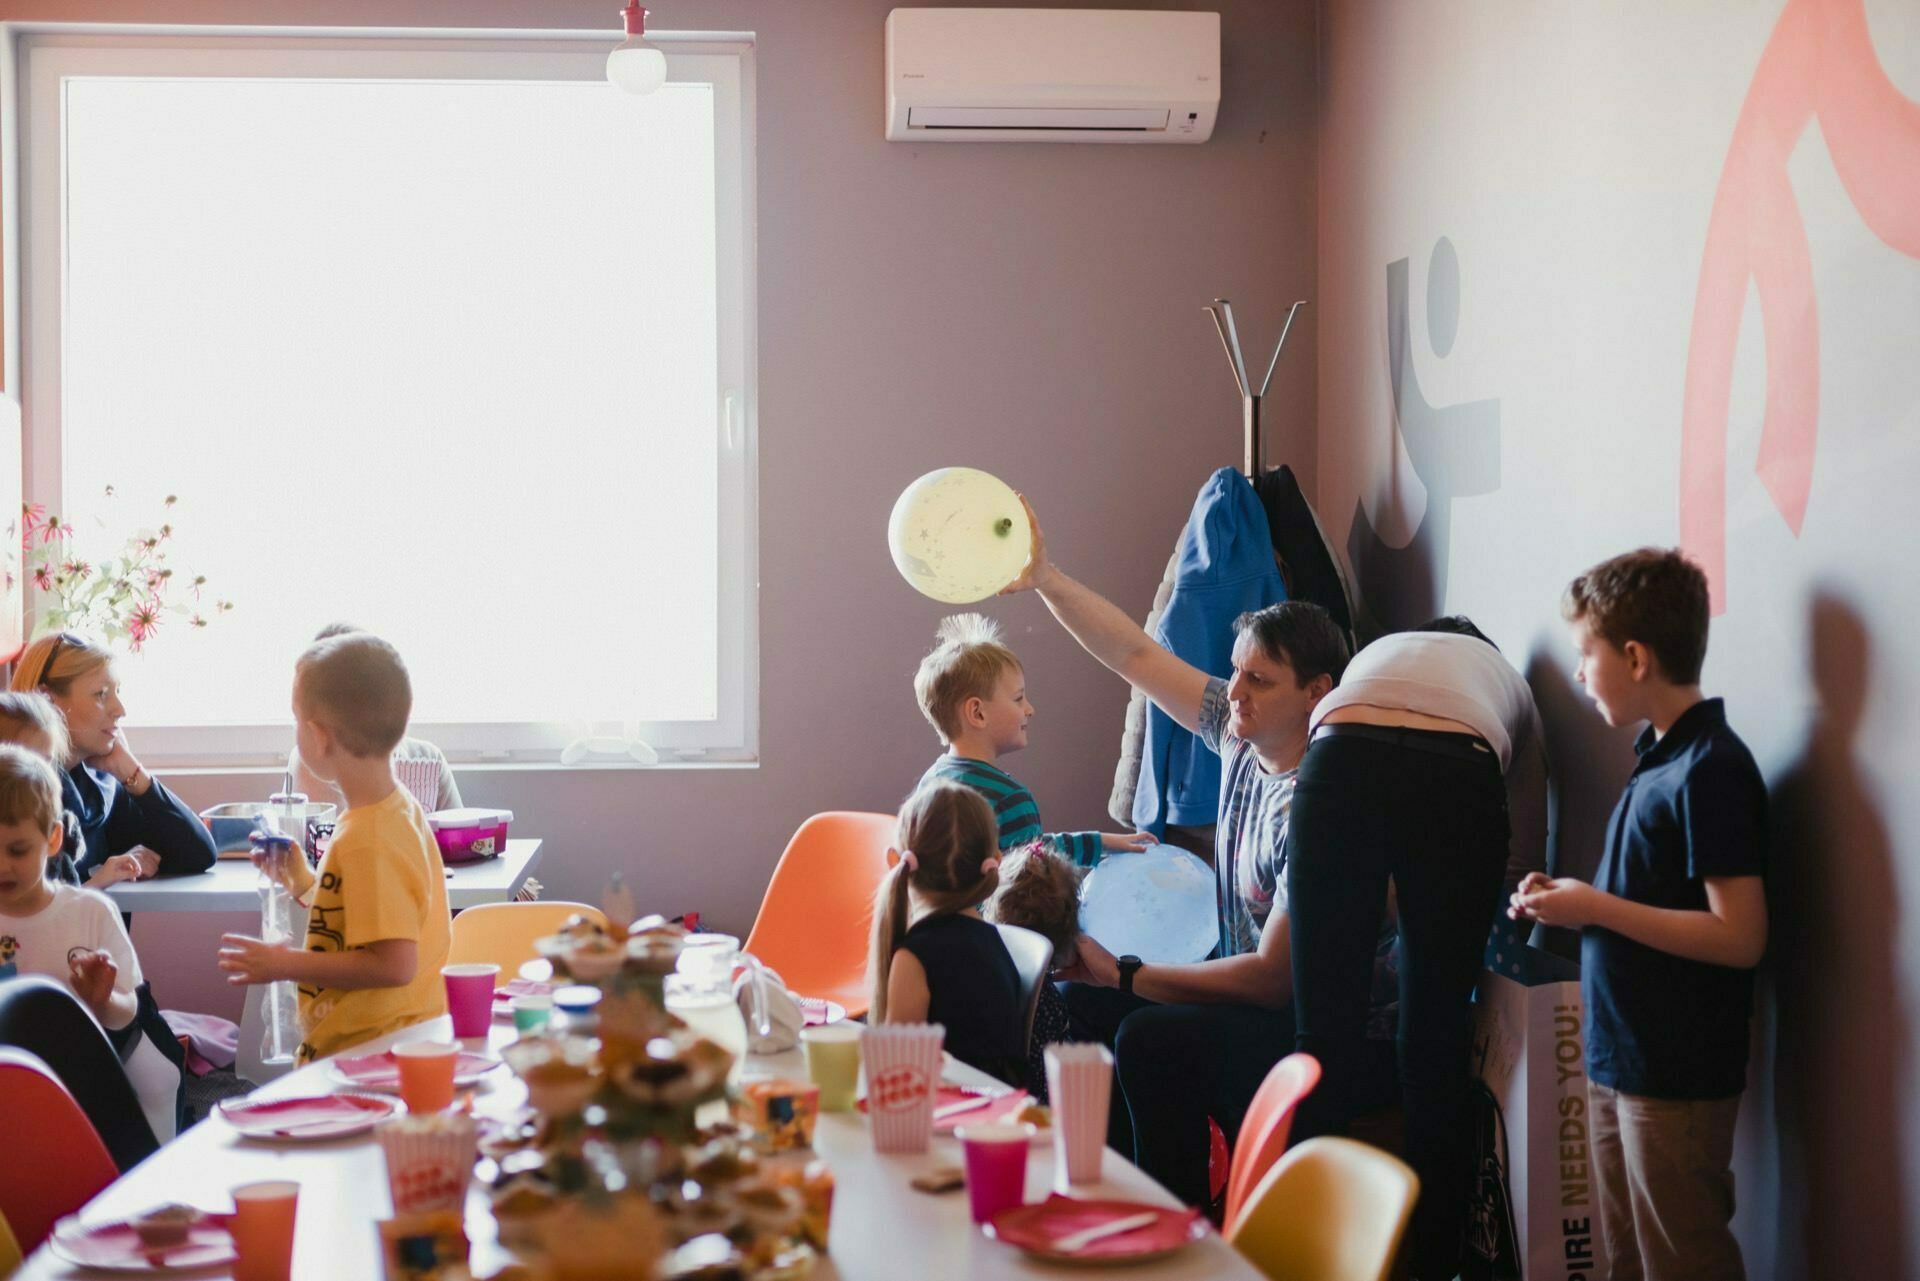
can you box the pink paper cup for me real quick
[860,1024,944,1154]
[958,1122,1036,1224]
[1044,1042,1113,1186]
[441,963,500,1038]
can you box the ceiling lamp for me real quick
[608,3,667,95]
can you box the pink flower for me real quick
[127,600,163,646]
[21,503,45,534]
[60,559,92,580]
[32,566,54,592]
[39,517,72,544]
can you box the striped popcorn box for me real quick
[376,1112,478,1215]
[861,1023,945,1154]
[1045,1042,1114,1186]
[395,757,444,810]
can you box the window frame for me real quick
[3,23,760,769]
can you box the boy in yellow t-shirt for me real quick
[218,632,451,1062]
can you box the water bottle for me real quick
[254,803,303,1067]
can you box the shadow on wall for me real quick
[1521,646,1639,961]
[1768,591,1908,1276]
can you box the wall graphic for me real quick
[1347,237,1502,633]
[1680,0,1920,613]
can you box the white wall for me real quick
[0,0,1323,1017]
[1317,3,1920,1276]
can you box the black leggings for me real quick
[1063,984,1395,1209]
[1287,729,1509,1281]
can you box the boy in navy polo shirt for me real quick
[1510,548,1766,1281]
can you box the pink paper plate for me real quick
[858,1085,1030,1132]
[986,1195,1208,1264]
[328,1048,503,1092]
[216,1092,399,1140]
[794,996,847,1027]
[48,1215,236,1273]
[492,977,557,1018]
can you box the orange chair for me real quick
[742,811,898,1019]
[1223,1052,1322,1235]
[449,901,611,986]
[0,1048,120,1252]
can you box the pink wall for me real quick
[1,0,1322,1017]
[1316,3,1920,1277]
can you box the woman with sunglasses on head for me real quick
[10,633,217,888]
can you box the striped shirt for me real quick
[918,756,1104,868]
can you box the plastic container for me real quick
[200,801,337,859]
[427,808,513,864]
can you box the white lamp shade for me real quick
[887,467,1032,604]
[607,42,668,94]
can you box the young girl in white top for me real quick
[0,744,179,1140]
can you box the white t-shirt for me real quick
[0,880,144,1003]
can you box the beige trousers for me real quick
[1589,1081,1745,1281]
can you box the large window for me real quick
[10,28,757,767]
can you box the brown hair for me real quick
[0,743,65,836]
[1563,548,1711,685]
[912,614,1022,744]
[985,842,1082,957]
[295,632,412,758]
[867,782,1002,1021]
[9,633,113,699]
[0,692,73,767]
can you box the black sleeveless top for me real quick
[898,913,1027,1088]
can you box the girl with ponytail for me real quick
[867,781,1029,1087]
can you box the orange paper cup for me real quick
[393,1041,459,1114]
[228,1180,299,1281]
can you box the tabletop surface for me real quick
[102,839,544,912]
[16,1008,1261,1281]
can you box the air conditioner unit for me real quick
[885,8,1220,144]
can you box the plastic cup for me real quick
[511,993,552,1034]
[957,1122,1036,1223]
[441,963,500,1038]
[228,1180,298,1281]
[393,1041,458,1114]
[801,1024,862,1111]
[1045,1042,1114,1186]
[860,1024,944,1153]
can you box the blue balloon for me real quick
[1078,845,1218,964]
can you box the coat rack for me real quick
[1204,298,1306,477]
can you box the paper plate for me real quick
[985,1195,1208,1264]
[328,1048,502,1092]
[216,1092,398,1140]
[48,1215,236,1273]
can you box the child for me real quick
[288,622,463,813]
[218,633,452,1063]
[914,614,1149,867]
[984,842,1082,1101]
[1512,548,1766,1281]
[0,744,181,1140]
[0,691,116,887]
[868,782,1027,1088]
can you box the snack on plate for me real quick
[378,1210,469,1281]
[502,1037,598,1121]
[1015,1101,1052,1129]
[769,1162,834,1252]
[534,1195,664,1281]
[130,1203,203,1247]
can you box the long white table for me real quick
[102,839,545,913]
[16,1011,1262,1280]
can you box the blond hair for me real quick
[868,782,1002,1022]
[0,743,64,836]
[10,633,113,699]
[985,842,1083,957]
[0,692,73,767]
[912,614,1022,744]
[295,632,412,758]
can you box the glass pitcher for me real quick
[664,933,769,1088]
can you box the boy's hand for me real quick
[1052,932,1119,987]
[1510,875,1602,928]
[250,838,307,888]
[85,853,146,889]
[218,934,293,986]
[67,947,118,1014]
[1100,831,1155,854]
[997,494,1058,595]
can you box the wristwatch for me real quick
[1117,954,1143,997]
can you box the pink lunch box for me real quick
[428,808,513,864]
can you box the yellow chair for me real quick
[1226,1136,1419,1281]
[448,901,610,986]
[0,1204,23,1278]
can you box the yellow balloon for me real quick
[887,468,1032,604]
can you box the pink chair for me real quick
[0,1047,120,1251]
[1224,1052,1323,1235]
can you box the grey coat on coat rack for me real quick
[1205,299,1306,476]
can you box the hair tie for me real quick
[980,857,1001,875]
[899,849,919,872]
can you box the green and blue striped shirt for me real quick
[919,755,1104,868]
